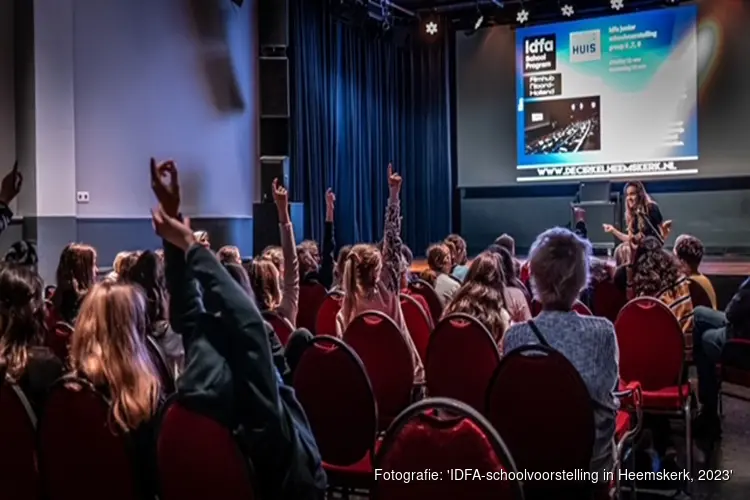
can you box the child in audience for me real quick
[193,230,210,248]
[106,251,130,281]
[674,234,717,308]
[398,246,430,317]
[495,233,521,276]
[502,228,619,483]
[443,252,511,345]
[261,245,284,272]
[445,234,470,282]
[336,165,425,385]
[299,188,337,288]
[53,243,98,325]
[149,157,326,498]
[0,263,62,412]
[421,243,460,306]
[488,245,532,320]
[248,179,300,326]
[217,245,242,266]
[333,245,352,289]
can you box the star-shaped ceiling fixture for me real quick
[425,21,438,35]
[516,8,529,24]
[611,0,625,10]
[561,4,574,17]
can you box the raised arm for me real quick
[272,179,299,325]
[380,164,403,293]
[0,162,22,235]
[319,189,336,289]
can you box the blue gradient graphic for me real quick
[516,5,698,169]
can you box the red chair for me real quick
[373,397,524,500]
[297,282,328,333]
[688,279,713,309]
[0,381,40,500]
[426,313,500,413]
[400,294,432,362]
[486,345,595,499]
[157,396,256,500]
[45,321,73,362]
[615,297,694,473]
[39,377,139,500]
[719,338,750,406]
[592,280,627,323]
[293,336,378,491]
[315,290,343,336]
[407,279,442,325]
[262,311,295,346]
[344,311,415,430]
[146,336,176,394]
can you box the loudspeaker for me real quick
[253,202,304,256]
[259,156,290,203]
[259,57,289,117]
[259,0,289,47]
[260,117,289,157]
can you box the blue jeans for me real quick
[693,306,728,414]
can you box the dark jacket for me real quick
[301,221,335,289]
[726,277,750,339]
[163,239,326,499]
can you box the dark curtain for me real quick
[290,0,452,255]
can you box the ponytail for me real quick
[341,254,360,327]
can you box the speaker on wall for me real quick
[253,202,304,255]
[259,0,289,47]
[259,156,290,203]
[260,117,289,157]
[259,57,290,117]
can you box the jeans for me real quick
[693,306,728,414]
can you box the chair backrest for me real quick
[45,321,73,362]
[297,282,328,334]
[407,279,443,325]
[0,380,40,500]
[344,310,414,429]
[293,336,377,466]
[145,336,176,395]
[374,397,524,500]
[688,279,713,309]
[315,290,343,336]
[592,280,627,323]
[400,294,432,362]
[261,311,295,346]
[157,397,256,500]
[615,297,685,391]
[426,313,500,413]
[38,378,139,500]
[720,338,750,387]
[486,346,594,497]
[572,300,592,316]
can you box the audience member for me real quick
[193,230,210,249]
[495,233,521,277]
[487,245,532,320]
[217,245,242,266]
[502,228,619,480]
[106,251,130,281]
[299,188,337,289]
[443,252,511,345]
[333,245,352,289]
[420,243,460,306]
[674,234,717,309]
[445,234,469,282]
[52,243,98,325]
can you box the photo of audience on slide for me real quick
[524,96,601,155]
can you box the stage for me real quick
[411,256,749,310]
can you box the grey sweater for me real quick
[502,311,620,476]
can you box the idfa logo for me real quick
[525,36,555,55]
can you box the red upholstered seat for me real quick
[373,398,523,500]
[297,282,328,333]
[572,300,593,316]
[45,321,73,362]
[344,311,415,430]
[639,384,692,410]
[407,279,443,325]
[157,398,256,500]
[592,280,627,323]
[39,378,139,500]
[426,313,499,413]
[262,310,295,346]
[400,294,432,362]
[293,336,378,491]
[0,382,40,500]
[315,291,343,336]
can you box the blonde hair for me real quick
[217,245,242,265]
[70,282,161,432]
[112,252,130,275]
[529,228,591,310]
[261,246,284,273]
[341,244,382,328]
[248,259,282,311]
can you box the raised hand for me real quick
[272,178,290,223]
[0,162,23,205]
[150,158,180,217]
[151,205,196,251]
[602,224,614,234]
[387,163,401,199]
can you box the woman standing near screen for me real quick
[603,181,672,250]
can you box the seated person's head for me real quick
[127,251,167,326]
[590,258,613,285]
[297,247,319,281]
[224,262,254,299]
[217,245,242,266]
[614,243,632,267]
[56,243,98,310]
[341,244,382,326]
[0,263,45,381]
[248,259,281,311]
[529,228,590,310]
[261,246,284,274]
[70,282,161,431]
[494,234,516,256]
[444,234,468,267]
[443,252,509,342]
[4,240,39,270]
[487,244,516,286]
[674,234,704,275]
[299,240,320,266]
[193,230,210,249]
[334,245,352,286]
[154,248,164,262]
[117,252,140,281]
[632,236,680,297]
[426,243,452,275]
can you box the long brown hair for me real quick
[624,181,653,235]
[421,243,452,286]
[341,244,382,328]
[0,264,45,381]
[54,243,97,322]
[443,252,509,343]
[444,234,468,266]
[248,259,281,311]
[125,251,168,327]
[70,282,161,432]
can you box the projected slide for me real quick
[515,5,698,181]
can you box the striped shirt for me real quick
[656,276,694,360]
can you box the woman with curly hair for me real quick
[632,236,694,358]
[442,252,511,345]
[674,234,716,309]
